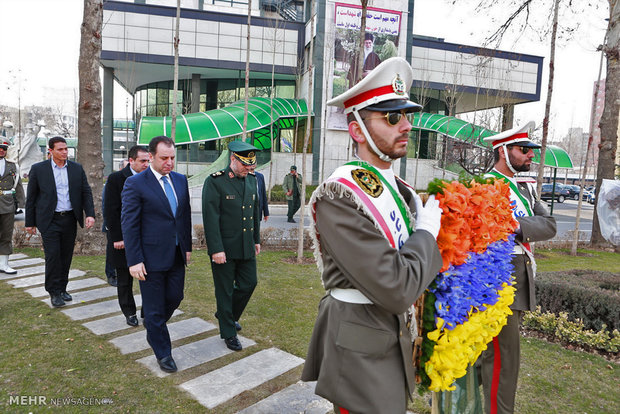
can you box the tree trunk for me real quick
[354,0,369,85]
[572,43,605,255]
[297,3,315,262]
[242,0,252,142]
[171,0,180,139]
[591,0,620,246]
[535,0,560,196]
[77,0,105,255]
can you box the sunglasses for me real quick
[363,110,414,126]
[509,145,534,155]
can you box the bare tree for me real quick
[297,3,315,262]
[591,0,620,247]
[171,0,181,139]
[77,0,105,254]
[242,0,252,142]
[353,0,370,85]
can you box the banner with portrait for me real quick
[329,3,403,130]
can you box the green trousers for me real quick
[211,258,257,339]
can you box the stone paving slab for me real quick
[8,253,27,260]
[82,309,183,336]
[8,257,45,268]
[24,278,106,298]
[6,269,86,288]
[62,295,142,321]
[0,265,45,280]
[41,286,117,307]
[179,348,304,409]
[238,381,332,414]
[109,317,216,355]
[137,334,256,377]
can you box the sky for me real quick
[0,0,610,141]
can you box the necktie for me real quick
[162,176,177,216]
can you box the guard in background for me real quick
[0,140,25,274]
[282,165,302,223]
[202,141,261,352]
[481,122,557,414]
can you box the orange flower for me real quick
[434,180,518,272]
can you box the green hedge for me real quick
[535,270,619,332]
[269,184,318,203]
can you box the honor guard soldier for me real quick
[202,141,261,351]
[480,122,557,414]
[301,57,443,413]
[0,140,25,274]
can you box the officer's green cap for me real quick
[228,141,258,165]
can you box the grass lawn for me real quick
[0,247,618,413]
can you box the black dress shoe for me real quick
[107,276,118,287]
[235,321,242,332]
[50,294,65,308]
[126,315,139,326]
[287,217,296,223]
[157,355,177,373]
[225,336,242,351]
[61,292,72,301]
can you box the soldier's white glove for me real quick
[415,194,442,240]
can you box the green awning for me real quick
[411,112,573,169]
[137,97,310,146]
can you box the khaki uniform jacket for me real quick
[0,161,25,215]
[202,166,260,260]
[511,182,557,310]
[301,180,442,413]
[282,173,302,201]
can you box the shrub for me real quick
[535,270,619,332]
[269,184,318,203]
[523,307,620,353]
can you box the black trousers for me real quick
[41,213,77,295]
[139,248,185,360]
[115,267,136,317]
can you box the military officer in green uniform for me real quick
[0,140,25,274]
[202,141,261,351]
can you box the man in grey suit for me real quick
[301,57,443,413]
[25,136,95,307]
[480,122,557,414]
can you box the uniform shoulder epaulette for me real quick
[211,170,225,178]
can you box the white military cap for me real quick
[483,121,541,149]
[327,56,422,114]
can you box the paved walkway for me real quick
[3,253,332,413]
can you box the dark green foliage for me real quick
[417,290,437,393]
[535,270,620,332]
[268,184,317,203]
[426,175,495,195]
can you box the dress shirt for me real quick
[149,165,177,204]
[52,159,72,212]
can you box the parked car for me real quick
[564,184,582,200]
[540,183,570,203]
[587,188,596,204]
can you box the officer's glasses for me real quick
[363,110,414,126]
[509,145,533,155]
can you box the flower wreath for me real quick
[416,177,519,392]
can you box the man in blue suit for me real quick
[121,136,192,373]
[253,170,269,221]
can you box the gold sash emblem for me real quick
[351,169,383,198]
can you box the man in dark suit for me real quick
[202,141,261,351]
[121,136,192,373]
[104,145,150,327]
[25,136,95,307]
[253,170,269,221]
